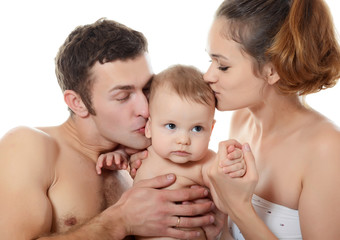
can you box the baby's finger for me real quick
[96,166,102,175]
[114,153,122,166]
[227,169,246,178]
[96,158,104,174]
[130,150,148,164]
[130,159,142,170]
[122,158,129,169]
[227,144,235,154]
[96,165,102,174]
[106,154,114,166]
[222,162,245,174]
[219,158,242,167]
[130,168,137,179]
[227,148,243,160]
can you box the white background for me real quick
[0,0,339,151]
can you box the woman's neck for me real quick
[247,91,306,139]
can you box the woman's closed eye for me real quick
[218,66,229,71]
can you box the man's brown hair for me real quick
[55,18,148,114]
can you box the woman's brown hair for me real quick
[216,0,340,95]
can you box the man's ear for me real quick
[64,90,89,118]
[264,63,280,85]
[145,117,152,139]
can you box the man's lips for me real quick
[135,126,145,134]
[212,90,219,95]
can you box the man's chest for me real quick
[49,167,132,233]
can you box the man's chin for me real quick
[125,137,151,151]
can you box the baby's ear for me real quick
[210,119,216,137]
[211,119,216,132]
[145,117,152,138]
[64,90,89,117]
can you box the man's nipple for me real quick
[64,217,77,226]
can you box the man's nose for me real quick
[137,94,149,119]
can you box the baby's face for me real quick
[146,87,215,164]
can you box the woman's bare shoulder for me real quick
[301,113,340,163]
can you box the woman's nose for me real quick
[203,65,218,84]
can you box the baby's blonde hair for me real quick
[150,65,215,107]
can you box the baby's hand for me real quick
[96,150,128,175]
[219,144,246,177]
[128,150,148,179]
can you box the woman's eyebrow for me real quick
[210,53,229,61]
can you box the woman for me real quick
[204,0,340,239]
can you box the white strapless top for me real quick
[228,194,302,239]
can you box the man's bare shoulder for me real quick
[1,125,53,140]
[0,126,62,237]
[1,125,58,149]
[0,126,59,178]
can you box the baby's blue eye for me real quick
[192,126,202,132]
[165,123,176,130]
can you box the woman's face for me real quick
[204,17,267,111]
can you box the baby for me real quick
[97,65,246,239]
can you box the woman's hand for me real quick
[207,140,258,215]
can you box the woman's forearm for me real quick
[228,203,277,240]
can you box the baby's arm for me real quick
[219,144,246,178]
[96,148,128,174]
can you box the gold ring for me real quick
[176,216,181,228]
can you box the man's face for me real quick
[89,53,153,150]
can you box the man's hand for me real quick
[115,174,215,239]
[183,186,226,240]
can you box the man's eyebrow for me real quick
[109,85,135,92]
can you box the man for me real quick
[0,19,219,239]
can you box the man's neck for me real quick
[60,116,119,164]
